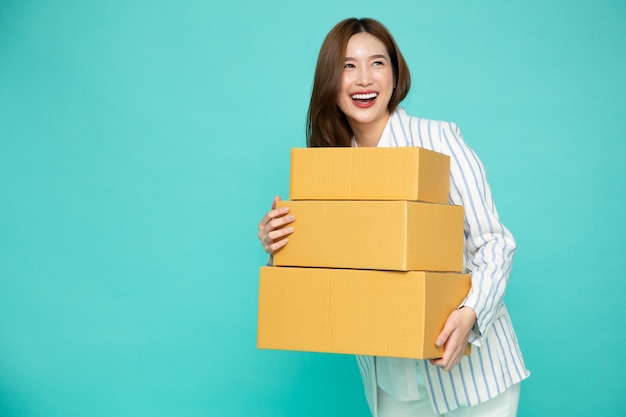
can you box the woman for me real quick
[257,18,529,417]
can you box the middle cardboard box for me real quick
[273,200,464,272]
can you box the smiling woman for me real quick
[256,17,530,417]
[305,18,410,148]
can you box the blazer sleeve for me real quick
[437,121,516,344]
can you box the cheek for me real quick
[340,73,352,91]
[337,95,350,113]
[382,71,394,87]
[338,77,351,105]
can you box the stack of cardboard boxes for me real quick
[257,147,471,359]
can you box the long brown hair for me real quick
[306,18,411,147]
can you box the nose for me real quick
[356,67,372,86]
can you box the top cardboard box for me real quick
[289,147,450,203]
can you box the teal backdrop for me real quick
[1,0,625,416]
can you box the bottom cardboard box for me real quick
[257,266,471,359]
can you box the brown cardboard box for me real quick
[257,266,471,359]
[273,200,464,272]
[289,147,450,203]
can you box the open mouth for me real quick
[351,92,378,103]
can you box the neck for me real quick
[351,113,390,148]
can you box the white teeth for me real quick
[352,93,377,100]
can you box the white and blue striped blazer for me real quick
[356,107,530,415]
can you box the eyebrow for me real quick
[344,54,389,61]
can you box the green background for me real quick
[1,0,625,416]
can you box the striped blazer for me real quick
[356,107,530,415]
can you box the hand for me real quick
[429,306,476,371]
[257,196,295,255]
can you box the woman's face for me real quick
[337,32,395,135]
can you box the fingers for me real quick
[260,224,295,251]
[429,309,473,371]
[257,197,295,255]
[258,208,283,230]
[263,230,293,254]
[257,197,288,231]
[257,208,295,235]
[265,212,296,232]
[429,340,465,371]
[260,222,295,254]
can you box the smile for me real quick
[351,92,378,101]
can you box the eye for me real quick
[344,63,355,69]
[372,60,385,67]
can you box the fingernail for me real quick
[279,207,290,213]
[286,227,294,233]
[287,215,295,221]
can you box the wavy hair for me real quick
[306,18,411,147]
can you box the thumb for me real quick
[271,195,281,210]
[435,325,452,348]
